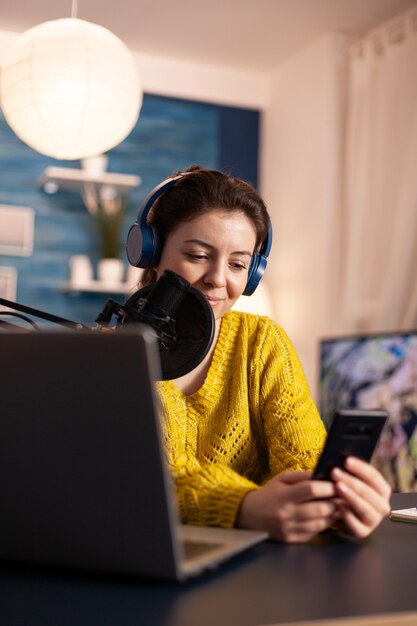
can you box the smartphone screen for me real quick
[312,408,388,481]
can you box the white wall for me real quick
[0,29,270,110]
[261,32,350,398]
[135,51,270,110]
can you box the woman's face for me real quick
[155,209,257,321]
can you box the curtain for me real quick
[334,10,417,491]
[338,11,417,332]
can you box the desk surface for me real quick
[0,493,416,626]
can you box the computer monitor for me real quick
[319,331,417,492]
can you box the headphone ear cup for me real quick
[243,221,273,296]
[243,253,267,296]
[126,174,185,269]
[126,221,162,268]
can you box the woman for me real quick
[133,165,391,543]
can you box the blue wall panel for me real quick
[218,105,259,189]
[0,94,259,328]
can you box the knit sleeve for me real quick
[253,320,326,480]
[171,460,259,528]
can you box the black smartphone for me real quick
[312,408,388,480]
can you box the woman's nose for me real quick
[203,262,226,287]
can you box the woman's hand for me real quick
[330,456,391,538]
[236,470,341,543]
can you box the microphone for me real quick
[95,269,215,380]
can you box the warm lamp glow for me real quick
[0,18,142,160]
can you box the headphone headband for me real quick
[137,174,184,228]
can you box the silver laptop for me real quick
[0,326,267,581]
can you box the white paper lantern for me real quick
[0,18,142,160]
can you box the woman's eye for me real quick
[186,253,207,261]
[231,262,246,271]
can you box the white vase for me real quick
[69,255,94,287]
[97,258,125,285]
[81,154,109,176]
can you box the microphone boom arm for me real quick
[0,297,90,331]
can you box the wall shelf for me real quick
[38,166,141,193]
[62,280,134,296]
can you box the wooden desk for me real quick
[0,493,416,626]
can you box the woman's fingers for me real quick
[273,470,337,500]
[332,458,391,513]
[333,480,382,536]
[237,471,339,543]
[330,457,391,538]
[344,456,392,499]
[238,461,391,542]
[271,499,341,543]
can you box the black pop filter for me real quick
[118,270,215,380]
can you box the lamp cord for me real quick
[71,0,78,18]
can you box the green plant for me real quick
[96,201,126,259]
[81,183,128,259]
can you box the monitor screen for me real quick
[319,331,417,492]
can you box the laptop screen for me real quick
[319,330,417,493]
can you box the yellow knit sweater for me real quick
[157,310,326,528]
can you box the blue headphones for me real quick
[126,174,273,296]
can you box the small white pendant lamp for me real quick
[0,2,142,160]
